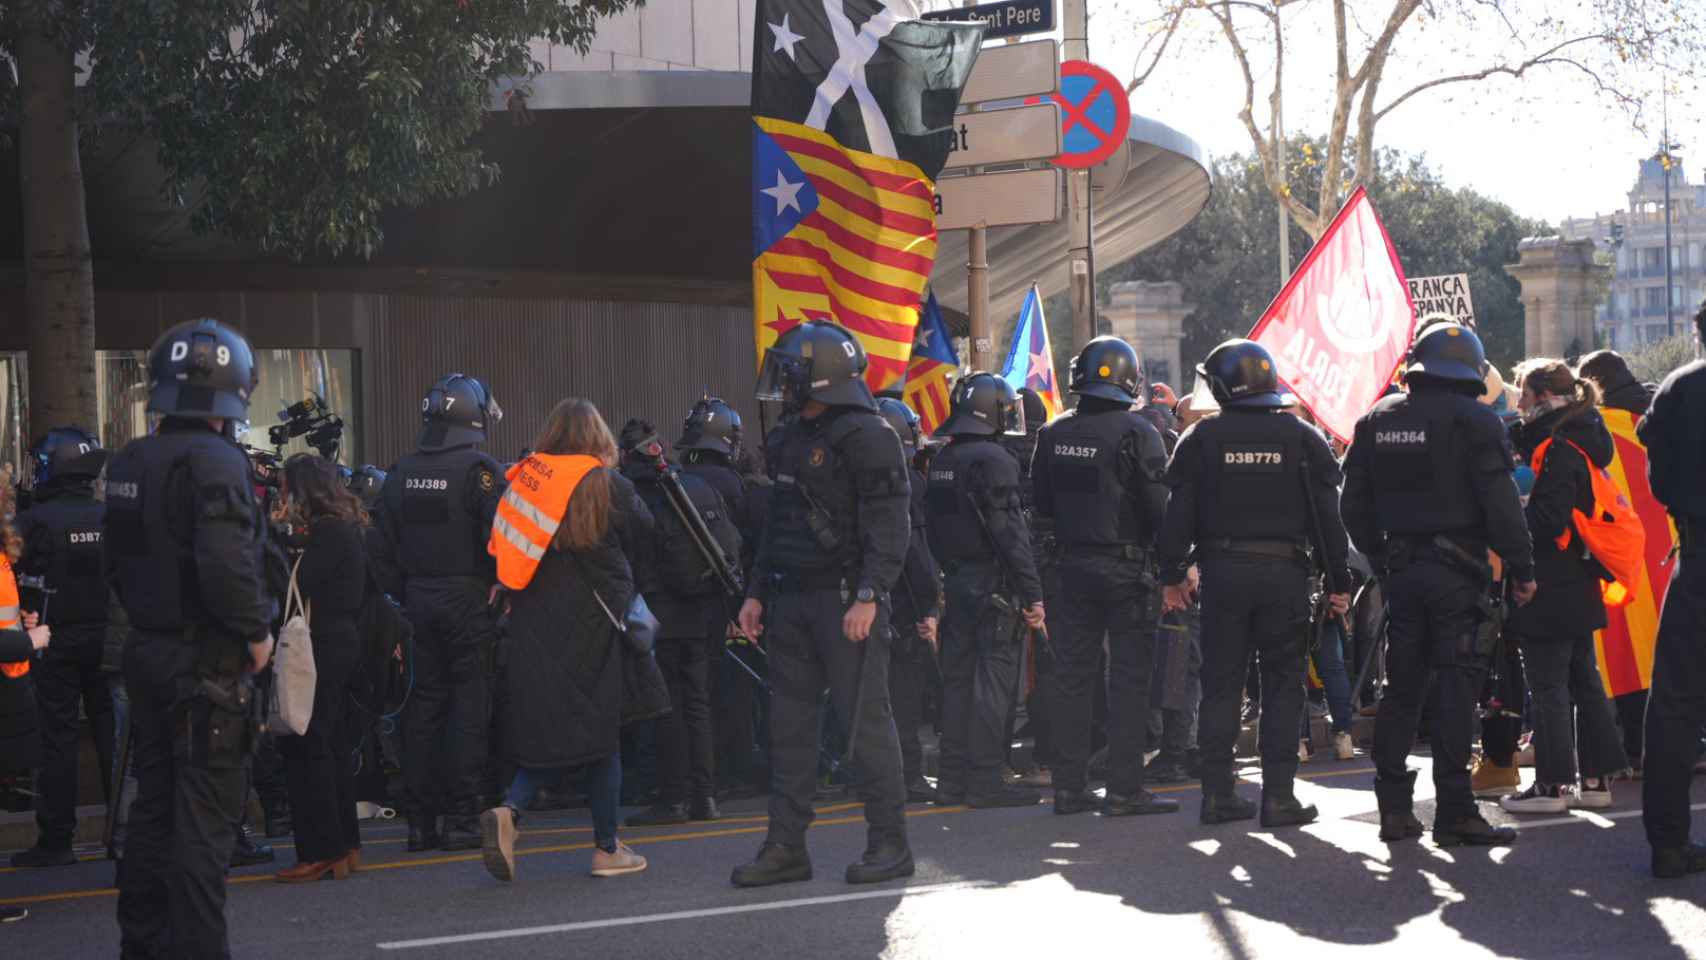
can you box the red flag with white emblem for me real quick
[1247,187,1416,442]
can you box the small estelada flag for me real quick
[999,282,1062,422]
[751,0,983,391]
[901,290,959,435]
[1248,186,1416,442]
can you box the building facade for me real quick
[1562,155,1706,350]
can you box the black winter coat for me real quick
[0,626,39,774]
[1509,406,1615,637]
[493,470,668,770]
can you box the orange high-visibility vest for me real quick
[488,453,601,591]
[0,555,27,679]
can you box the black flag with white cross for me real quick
[751,0,985,181]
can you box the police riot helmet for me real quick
[29,426,104,488]
[677,396,744,457]
[1197,339,1292,409]
[345,464,387,507]
[1016,387,1048,434]
[419,374,502,451]
[937,373,1025,438]
[754,321,876,412]
[1069,336,1143,403]
[1404,323,1488,393]
[875,396,922,455]
[146,318,258,420]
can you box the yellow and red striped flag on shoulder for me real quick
[1593,406,1678,698]
[751,0,983,392]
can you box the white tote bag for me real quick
[267,556,318,736]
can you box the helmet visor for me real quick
[1003,401,1027,437]
[755,349,809,404]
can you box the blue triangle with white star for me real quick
[753,122,819,258]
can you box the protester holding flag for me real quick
[1341,323,1533,847]
[1500,360,1631,814]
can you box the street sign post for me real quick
[941,102,1061,171]
[959,39,1059,106]
[934,168,1063,231]
[922,0,1055,40]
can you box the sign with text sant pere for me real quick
[940,102,1061,170]
[1406,273,1475,326]
[934,168,1062,230]
[922,0,1055,41]
[957,38,1059,106]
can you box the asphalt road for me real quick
[5,754,1705,960]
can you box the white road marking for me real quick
[375,880,997,950]
[1499,802,1706,832]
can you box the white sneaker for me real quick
[1570,778,1614,810]
[1501,782,1568,814]
[1332,731,1357,761]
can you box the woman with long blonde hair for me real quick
[481,398,664,884]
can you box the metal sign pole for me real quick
[1063,0,1093,348]
[964,0,994,372]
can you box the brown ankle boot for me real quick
[274,857,351,884]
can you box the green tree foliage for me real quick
[1098,138,1547,389]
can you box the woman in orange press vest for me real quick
[1500,360,1631,815]
[480,398,664,885]
[1,472,53,922]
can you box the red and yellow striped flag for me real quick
[1593,406,1678,698]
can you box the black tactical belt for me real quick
[1202,538,1307,562]
[1073,543,1150,562]
[766,570,850,593]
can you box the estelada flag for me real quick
[1248,187,1416,442]
[1593,406,1679,697]
[999,282,1062,421]
[751,0,983,391]
[902,290,959,435]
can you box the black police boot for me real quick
[1102,789,1181,817]
[1433,814,1516,847]
[845,837,915,885]
[408,818,442,853]
[1053,788,1098,816]
[441,814,482,851]
[1379,812,1425,843]
[968,784,1041,809]
[933,781,966,806]
[731,842,813,888]
[9,849,76,873]
[1144,755,1190,785]
[626,802,691,827]
[691,796,721,822]
[905,776,938,804]
[1652,842,1706,880]
[229,825,275,867]
[1259,793,1319,828]
[1200,792,1258,825]
[9,845,75,868]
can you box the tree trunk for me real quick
[18,6,97,444]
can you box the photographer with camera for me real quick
[374,374,506,853]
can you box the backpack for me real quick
[1531,437,1647,607]
[643,478,737,597]
[352,569,413,718]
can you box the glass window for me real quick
[0,349,361,478]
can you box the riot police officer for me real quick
[1341,323,1533,846]
[676,396,770,795]
[876,396,943,803]
[1157,340,1351,827]
[1639,303,1706,879]
[105,318,274,959]
[1032,336,1178,817]
[926,375,1045,808]
[375,375,505,851]
[619,419,742,826]
[10,428,113,868]
[733,321,913,887]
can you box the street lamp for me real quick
[1656,140,1682,338]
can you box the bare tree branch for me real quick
[1126,8,1185,93]
[1207,1,1321,235]
[1374,35,1624,121]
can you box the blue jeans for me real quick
[505,752,622,853]
[1315,620,1355,735]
